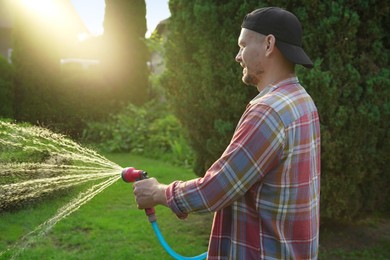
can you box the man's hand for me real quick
[133,178,168,209]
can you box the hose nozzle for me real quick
[121,167,156,222]
[121,167,148,183]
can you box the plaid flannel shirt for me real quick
[166,77,321,259]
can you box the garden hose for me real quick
[151,221,207,260]
[122,167,207,260]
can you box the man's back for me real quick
[207,77,320,259]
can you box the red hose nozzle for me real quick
[121,167,156,222]
[121,167,148,183]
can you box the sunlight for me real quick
[17,0,58,19]
[77,32,90,42]
[11,0,92,58]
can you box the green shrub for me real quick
[162,1,258,176]
[82,101,194,167]
[101,0,149,105]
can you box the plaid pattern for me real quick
[166,77,321,259]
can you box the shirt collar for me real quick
[249,76,299,105]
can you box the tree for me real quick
[162,1,258,175]
[12,2,60,123]
[0,55,14,118]
[163,0,389,220]
[10,0,150,136]
[294,0,390,220]
[12,3,62,124]
[102,0,149,106]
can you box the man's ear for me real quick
[265,34,276,56]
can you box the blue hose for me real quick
[151,221,208,260]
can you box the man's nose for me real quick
[235,50,242,63]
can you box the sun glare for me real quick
[10,0,96,60]
[77,33,90,42]
[18,0,58,19]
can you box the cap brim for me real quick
[276,41,314,69]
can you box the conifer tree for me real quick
[0,56,14,118]
[12,4,61,124]
[102,0,149,106]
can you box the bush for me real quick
[53,68,114,137]
[162,1,258,176]
[294,0,390,220]
[82,101,194,168]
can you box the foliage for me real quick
[11,6,62,125]
[292,0,390,220]
[163,0,389,220]
[10,1,150,137]
[102,0,149,106]
[146,32,167,100]
[52,67,115,137]
[0,56,14,118]
[82,101,194,167]
[162,1,258,176]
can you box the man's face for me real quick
[235,29,266,88]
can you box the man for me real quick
[133,7,320,259]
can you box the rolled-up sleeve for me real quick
[166,181,190,219]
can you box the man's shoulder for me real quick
[250,83,317,126]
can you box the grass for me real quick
[0,153,212,260]
[319,217,390,259]
[1,151,389,259]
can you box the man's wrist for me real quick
[154,184,169,207]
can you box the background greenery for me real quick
[102,0,149,106]
[3,0,149,136]
[82,101,194,168]
[0,0,388,224]
[0,56,14,118]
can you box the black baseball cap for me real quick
[241,7,313,69]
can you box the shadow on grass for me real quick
[319,217,390,259]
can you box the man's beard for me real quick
[242,67,263,87]
[243,74,256,86]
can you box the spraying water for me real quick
[0,121,122,258]
[0,121,208,260]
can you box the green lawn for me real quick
[0,153,212,260]
[1,152,389,259]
